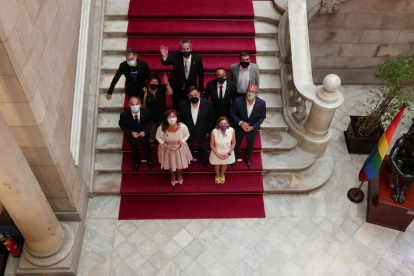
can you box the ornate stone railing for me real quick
[278,0,344,157]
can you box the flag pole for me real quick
[347,181,365,203]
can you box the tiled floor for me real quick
[6,85,414,275]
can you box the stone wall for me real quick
[309,0,414,84]
[0,0,85,217]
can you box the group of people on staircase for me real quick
[110,39,266,185]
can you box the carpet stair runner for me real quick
[117,0,267,220]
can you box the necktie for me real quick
[134,115,140,127]
[219,86,223,100]
[185,60,189,79]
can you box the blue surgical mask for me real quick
[127,60,136,66]
[131,105,140,113]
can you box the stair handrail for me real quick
[288,0,317,102]
[277,0,344,157]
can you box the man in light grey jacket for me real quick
[229,51,260,96]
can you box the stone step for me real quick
[106,1,281,24]
[95,129,297,153]
[99,73,281,93]
[98,92,282,112]
[94,146,314,174]
[253,1,282,24]
[101,54,280,75]
[273,0,288,14]
[93,146,317,194]
[104,20,277,39]
[97,110,287,132]
[263,149,334,193]
[102,37,279,56]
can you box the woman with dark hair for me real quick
[138,74,173,145]
[156,109,193,185]
[209,116,236,184]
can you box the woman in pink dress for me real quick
[156,109,193,185]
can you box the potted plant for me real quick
[345,55,414,154]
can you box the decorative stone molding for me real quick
[70,0,92,166]
[320,0,348,14]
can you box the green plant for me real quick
[358,55,414,136]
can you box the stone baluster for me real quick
[0,112,75,268]
[300,74,344,157]
[293,97,307,122]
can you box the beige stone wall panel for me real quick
[310,43,341,57]
[311,57,353,69]
[0,43,16,75]
[9,125,47,148]
[370,0,414,15]
[0,75,26,102]
[373,44,411,57]
[343,14,384,29]
[396,30,414,44]
[316,14,347,28]
[0,0,20,42]
[409,45,414,56]
[39,0,61,36]
[31,166,70,198]
[347,57,389,69]
[16,0,34,33]
[2,27,27,75]
[29,17,47,61]
[24,0,44,26]
[359,30,401,44]
[338,44,378,57]
[309,29,363,44]
[21,146,58,167]
[17,50,42,102]
[381,14,414,30]
[39,101,60,146]
[15,15,33,57]
[47,198,77,212]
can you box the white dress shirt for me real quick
[131,110,140,122]
[247,99,255,118]
[183,55,192,80]
[237,65,250,94]
[191,99,200,125]
[217,80,227,99]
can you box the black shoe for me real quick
[201,158,208,167]
[147,160,153,169]
[133,163,139,172]
[231,162,237,169]
[245,158,252,169]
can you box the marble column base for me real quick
[16,221,85,276]
[55,185,89,222]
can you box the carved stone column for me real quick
[293,98,307,123]
[0,112,82,275]
[301,74,344,156]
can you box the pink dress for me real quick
[158,127,193,171]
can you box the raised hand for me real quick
[160,45,168,58]
[163,74,168,84]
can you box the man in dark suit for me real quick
[179,86,215,166]
[119,96,154,171]
[107,48,150,100]
[230,84,266,169]
[160,39,204,110]
[204,67,237,121]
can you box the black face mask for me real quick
[190,97,199,104]
[181,51,192,58]
[240,61,250,68]
[149,84,159,90]
[217,76,226,83]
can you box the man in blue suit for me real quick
[230,84,266,169]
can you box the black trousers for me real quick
[127,135,152,164]
[234,128,257,160]
[172,89,187,111]
[187,134,207,160]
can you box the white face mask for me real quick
[127,60,136,66]
[247,92,256,100]
[167,118,177,125]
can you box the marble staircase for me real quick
[92,0,334,195]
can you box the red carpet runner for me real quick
[118,0,265,220]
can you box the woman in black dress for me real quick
[138,74,173,145]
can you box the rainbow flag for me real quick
[359,105,407,181]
